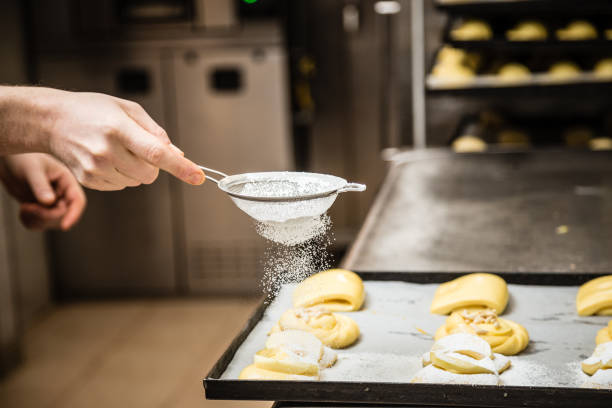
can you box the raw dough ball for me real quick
[548,61,581,80]
[497,63,531,83]
[589,137,612,151]
[596,321,612,345]
[577,275,612,315]
[430,273,509,315]
[293,269,364,312]
[451,19,493,41]
[435,309,530,355]
[452,135,487,153]
[271,306,360,348]
[594,58,612,78]
[564,126,593,147]
[497,129,530,147]
[506,20,547,41]
[557,20,598,41]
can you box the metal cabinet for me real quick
[169,44,292,293]
[39,49,178,295]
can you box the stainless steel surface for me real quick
[344,148,612,273]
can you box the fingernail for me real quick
[189,172,205,185]
[42,192,55,202]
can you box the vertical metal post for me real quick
[411,0,426,149]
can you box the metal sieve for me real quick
[199,166,366,223]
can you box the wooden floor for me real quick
[0,298,271,408]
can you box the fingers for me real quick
[25,165,56,205]
[55,169,87,230]
[113,147,159,184]
[19,201,66,230]
[113,97,167,140]
[117,119,205,185]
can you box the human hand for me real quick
[26,88,205,190]
[0,153,87,230]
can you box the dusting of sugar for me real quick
[260,220,334,301]
[256,215,330,246]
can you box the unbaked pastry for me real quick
[271,306,360,349]
[596,320,612,345]
[238,330,337,380]
[411,333,511,385]
[556,20,598,41]
[589,137,612,151]
[548,61,581,80]
[450,19,493,41]
[582,341,612,389]
[564,126,593,147]
[452,135,487,153]
[497,129,530,147]
[293,269,364,312]
[497,63,531,83]
[431,63,475,85]
[506,20,547,41]
[576,275,612,316]
[594,58,612,79]
[430,273,509,315]
[435,308,529,355]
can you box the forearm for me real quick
[0,86,62,155]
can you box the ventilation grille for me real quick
[188,240,265,294]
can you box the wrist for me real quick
[0,86,63,155]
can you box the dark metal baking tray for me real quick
[435,0,612,15]
[204,272,611,407]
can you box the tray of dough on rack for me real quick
[204,270,612,407]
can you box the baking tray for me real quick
[204,272,612,406]
[435,0,612,15]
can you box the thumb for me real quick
[26,169,56,205]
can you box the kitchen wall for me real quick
[0,0,53,376]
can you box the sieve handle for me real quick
[337,182,366,193]
[198,166,228,185]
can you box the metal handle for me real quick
[337,182,366,193]
[198,166,228,185]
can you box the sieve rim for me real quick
[217,171,347,203]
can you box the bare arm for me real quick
[0,86,205,190]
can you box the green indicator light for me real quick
[243,0,258,3]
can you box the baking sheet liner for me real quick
[220,281,609,387]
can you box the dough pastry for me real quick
[450,19,493,41]
[590,137,612,151]
[577,275,612,316]
[293,269,364,312]
[606,29,612,40]
[412,333,511,384]
[430,273,509,315]
[436,45,468,65]
[506,20,547,41]
[596,320,612,345]
[238,364,318,381]
[582,341,612,376]
[452,135,487,153]
[564,126,593,147]
[548,61,581,80]
[431,63,475,85]
[497,129,530,147]
[497,63,531,83]
[434,309,529,355]
[239,330,337,380]
[272,306,360,348]
[594,58,612,79]
[556,20,598,41]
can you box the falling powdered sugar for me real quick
[259,215,333,300]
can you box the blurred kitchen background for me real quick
[3,0,612,407]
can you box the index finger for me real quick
[118,119,205,185]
